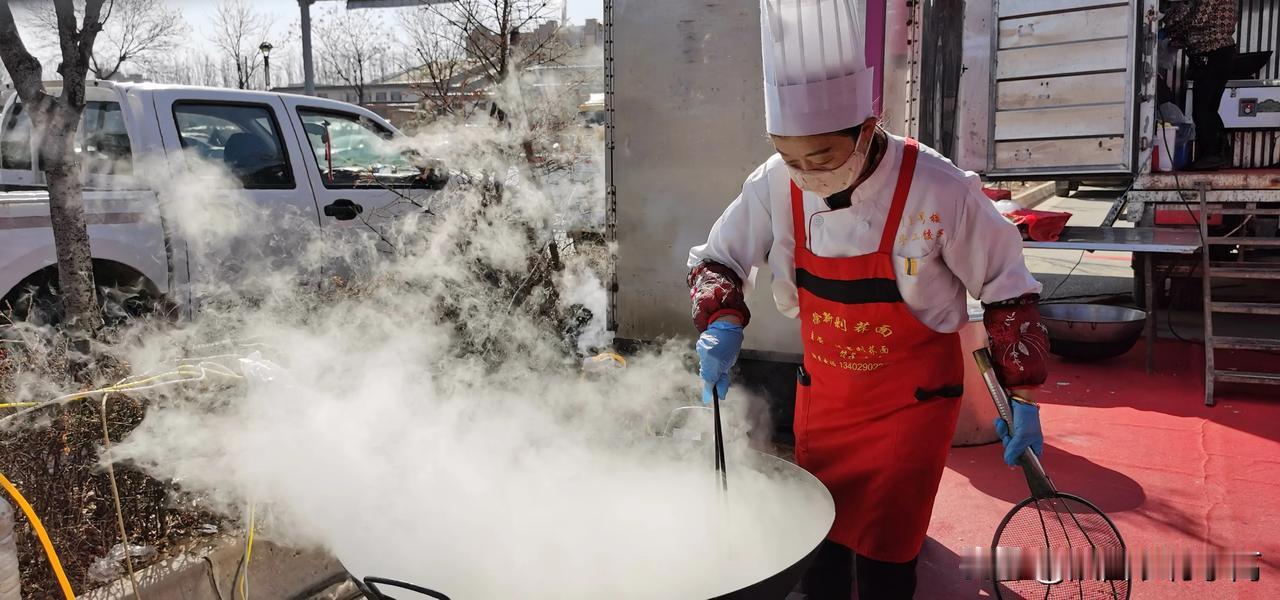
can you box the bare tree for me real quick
[422,0,568,85]
[212,0,268,89]
[402,8,473,117]
[29,0,187,80]
[314,7,391,105]
[0,0,108,341]
[151,49,223,86]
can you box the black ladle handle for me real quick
[712,385,727,491]
[973,348,1056,500]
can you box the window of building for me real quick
[390,91,402,102]
[172,103,295,189]
[374,91,387,102]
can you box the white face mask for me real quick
[787,120,877,197]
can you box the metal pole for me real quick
[263,54,272,90]
[603,0,617,332]
[1199,182,1215,406]
[300,0,315,96]
[1152,252,1162,373]
[0,499,20,600]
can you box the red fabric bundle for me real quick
[983,187,1013,201]
[1003,208,1072,242]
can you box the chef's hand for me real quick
[696,320,744,405]
[993,397,1043,467]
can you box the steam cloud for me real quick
[76,75,831,598]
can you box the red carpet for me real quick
[919,341,1279,599]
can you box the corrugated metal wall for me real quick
[1172,0,1280,168]
[1238,0,1279,79]
[1234,0,1279,168]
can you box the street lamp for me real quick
[259,41,274,89]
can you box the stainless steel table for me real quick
[1023,226,1203,373]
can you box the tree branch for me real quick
[0,3,50,106]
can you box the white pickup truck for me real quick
[0,80,445,319]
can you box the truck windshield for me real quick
[297,108,443,189]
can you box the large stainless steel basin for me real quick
[1039,304,1147,361]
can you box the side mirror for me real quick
[303,122,329,142]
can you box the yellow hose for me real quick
[239,504,256,599]
[0,471,76,600]
[3,364,241,417]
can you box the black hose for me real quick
[362,576,452,600]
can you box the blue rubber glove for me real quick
[696,321,744,405]
[993,400,1044,467]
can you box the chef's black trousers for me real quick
[1186,45,1236,161]
[801,539,918,600]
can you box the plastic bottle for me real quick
[0,499,21,600]
[1155,123,1177,172]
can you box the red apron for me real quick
[792,139,964,563]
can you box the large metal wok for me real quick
[349,404,835,600]
[1040,303,1146,360]
[708,458,832,599]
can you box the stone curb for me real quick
[1012,181,1058,210]
[81,538,347,600]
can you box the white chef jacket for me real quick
[688,134,1042,334]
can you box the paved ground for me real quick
[919,341,1279,599]
[1023,186,1136,302]
[1025,188,1280,343]
[912,195,1280,598]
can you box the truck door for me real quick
[277,97,435,259]
[149,88,323,291]
[959,0,1145,177]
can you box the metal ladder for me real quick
[1197,183,1280,406]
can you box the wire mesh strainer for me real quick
[974,348,1130,600]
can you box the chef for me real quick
[688,1,1049,598]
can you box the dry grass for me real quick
[0,326,222,598]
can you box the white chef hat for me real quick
[761,0,874,137]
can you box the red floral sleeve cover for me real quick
[687,261,752,333]
[983,293,1049,389]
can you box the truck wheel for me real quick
[2,268,171,329]
[1055,180,1078,197]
